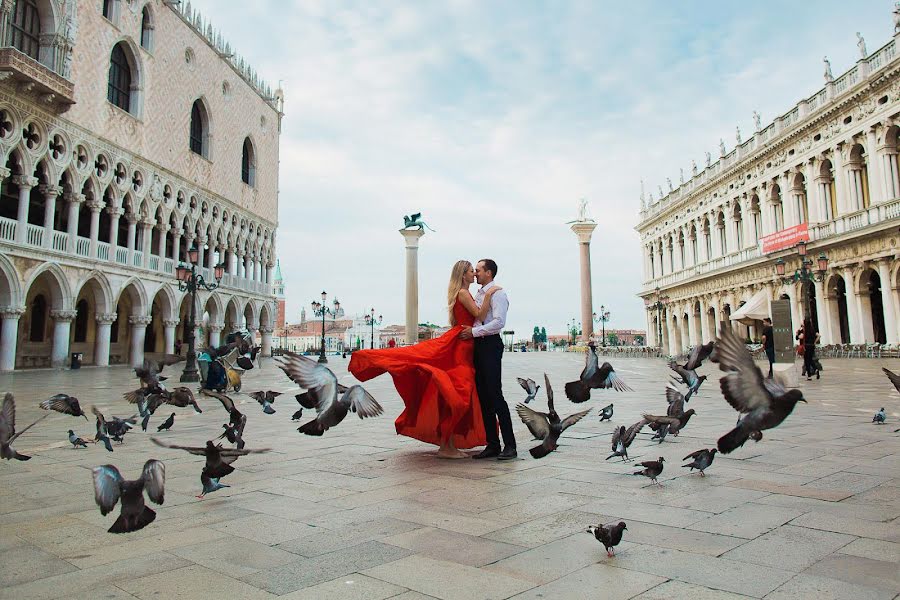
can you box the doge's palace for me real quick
[0,0,283,370]
[637,13,900,358]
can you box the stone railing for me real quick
[115,246,128,264]
[26,224,42,246]
[97,241,110,261]
[75,237,89,257]
[51,230,68,252]
[0,216,15,241]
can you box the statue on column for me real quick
[402,212,435,231]
[735,126,742,145]
[705,151,712,167]
[719,139,727,157]
[567,198,594,223]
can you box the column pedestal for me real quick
[571,221,597,342]
[400,228,425,346]
[0,308,24,371]
[50,309,77,368]
[94,312,116,367]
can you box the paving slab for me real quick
[381,526,526,567]
[687,503,806,539]
[765,573,897,600]
[276,573,408,600]
[118,564,276,600]
[720,524,854,572]
[802,553,900,592]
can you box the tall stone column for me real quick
[571,221,597,342]
[260,326,274,357]
[0,307,24,371]
[687,302,698,346]
[49,309,76,368]
[813,280,832,344]
[666,313,678,356]
[65,193,83,251]
[107,207,122,253]
[172,228,183,263]
[94,312,117,367]
[699,298,711,343]
[155,224,167,263]
[88,201,102,258]
[163,319,179,354]
[40,184,61,249]
[13,175,37,244]
[842,268,862,343]
[866,127,885,205]
[400,228,425,346]
[877,260,899,344]
[128,315,152,367]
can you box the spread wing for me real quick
[712,325,772,414]
[201,389,236,414]
[611,425,625,451]
[665,385,685,417]
[559,409,591,431]
[668,362,691,383]
[580,344,598,380]
[516,404,551,440]
[642,413,681,427]
[883,367,900,394]
[248,391,266,403]
[92,405,108,436]
[544,373,554,413]
[588,363,632,392]
[517,377,537,395]
[0,393,15,444]
[149,437,207,456]
[339,386,383,419]
[685,342,715,370]
[170,387,196,406]
[623,419,648,445]
[277,352,338,415]
[683,449,708,461]
[92,465,123,515]
[141,459,166,505]
[40,396,81,415]
[219,447,271,457]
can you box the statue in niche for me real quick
[856,32,867,59]
[823,56,834,82]
[753,110,762,132]
[402,213,435,231]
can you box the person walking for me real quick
[761,317,775,378]
[802,319,820,381]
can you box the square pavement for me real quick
[0,352,898,599]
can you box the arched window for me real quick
[29,294,47,342]
[73,299,89,343]
[189,100,206,155]
[241,138,256,186]
[108,43,132,112]
[10,0,41,60]
[140,6,153,50]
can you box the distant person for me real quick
[761,317,774,378]
[175,339,183,355]
[801,319,820,381]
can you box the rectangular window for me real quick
[11,0,41,60]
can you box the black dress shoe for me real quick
[497,447,517,460]
[472,446,500,459]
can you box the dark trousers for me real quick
[803,345,816,377]
[765,348,775,378]
[474,334,515,450]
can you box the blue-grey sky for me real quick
[192,1,888,337]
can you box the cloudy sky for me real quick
[192,0,887,338]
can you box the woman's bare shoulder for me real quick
[457,288,473,299]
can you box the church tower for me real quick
[274,260,286,331]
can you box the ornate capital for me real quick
[0,306,26,318]
[95,312,118,324]
[12,175,38,189]
[107,207,124,218]
[63,192,85,205]
[39,184,62,198]
[259,326,274,334]
[163,319,180,327]
[207,323,224,332]
[50,309,77,322]
[128,315,153,326]
[88,201,105,213]
[156,222,169,233]
[0,167,11,180]
[172,228,184,237]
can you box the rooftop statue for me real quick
[894,2,900,34]
[735,126,742,145]
[753,110,762,132]
[823,56,834,82]
[402,213,435,232]
[856,32,867,59]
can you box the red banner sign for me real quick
[760,222,809,254]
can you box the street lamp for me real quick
[311,291,340,363]
[568,318,580,346]
[774,242,828,323]
[175,245,224,382]
[593,305,611,347]
[644,287,669,353]
[364,308,382,349]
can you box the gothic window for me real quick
[29,294,46,342]
[107,43,132,112]
[73,299,89,343]
[140,6,153,50]
[241,138,256,186]
[189,100,206,155]
[10,0,41,61]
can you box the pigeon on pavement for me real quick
[516,374,591,458]
[517,377,540,404]
[598,403,614,422]
[1,393,49,461]
[68,430,91,448]
[92,459,165,533]
[633,457,665,486]
[711,324,806,453]
[606,419,646,461]
[682,448,717,476]
[565,343,632,403]
[586,521,627,557]
[156,413,175,432]
[40,394,88,419]
[91,406,115,452]
[873,408,886,424]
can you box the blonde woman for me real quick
[349,260,499,458]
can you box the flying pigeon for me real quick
[92,408,137,443]
[92,459,165,533]
[200,470,230,496]
[668,362,707,402]
[1,393,49,461]
[711,324,806,453]
[202,389,247,440]
[586,521,627,557]
[156,413,175,432]
[633,457,665,486]
[215,423,245,450]
[249,390,281,415]
[516,374,591,458]
[166,387,202,413]
[606,419,646,461]
[882,367,900,394]
[134,353,184,389]
[40,394,88,419]
[91,406,115,452]
[517,377,540,404]
[873,408,886,424]
[682,341,716,370]
[68,430,91,448]
[150,438,270,498]
[564,343,632,403]
[644,385,697,442]
[598,403,614,422]
[278,351,383,436]
[682,448,717,476]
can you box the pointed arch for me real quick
[73,271,114,314]
[24,262,72,310]
[115,277,149,316]
[0,252,23,308]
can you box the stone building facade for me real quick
[0,0,283,370]
[637,21,900,355]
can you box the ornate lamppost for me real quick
[175,245,224,382]
[774,241,828,322]
[568,318,580,346]
[311,291,340,363]
[364,308,382,349]
[593,305,611,347]
[644,287,669,352]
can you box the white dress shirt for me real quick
[473,280,509,338]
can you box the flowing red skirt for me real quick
[349,325,487,449]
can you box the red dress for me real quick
[349,297,487,449]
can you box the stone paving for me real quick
[0,352,898,599]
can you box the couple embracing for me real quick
[349,259,517,460]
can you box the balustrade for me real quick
[26,224,43,246]
[97,241,110,261]
[0,217,15,241]
[115,246,128,264]
[76,237,89,256]
[51,230,68,252]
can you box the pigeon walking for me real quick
[156,413,175,432]
[1,393,49,461]
[40,394,88,419]
[278,351,383,436]
[633,457,665,486]
[598,403,614,422]
[712,324,806,453]
[92,459,165,533]
[517,377,540,404]
[68,430,91,448]
[873,408,886,424]
[150,438,270,498]
[291,408,303,421]
[516,374,591,458]
[606,419,646,461]
[249,390,280,415]
[565,344,632,403]
[682,448,717,476]
[586,522,627,557]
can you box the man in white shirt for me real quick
[460,259,516,459]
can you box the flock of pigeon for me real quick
[0,324,897,561]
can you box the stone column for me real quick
[49,309,76,368]
[400,228,425,346]
[866,127,885,205]
[666,313,678,356]
[876,260,898,344]
[244,254,252,280]
[128,315,152,367]
[803,160,820,224]
[787,283,802,331]
[699,297,711,343]
[687,302,698,346]
[882,148,900,200]
[196,237,206,269]
[107,206,122,252]
[141,221,153,268]
[208,323,223,348]
[40,184,61,249]
[833,146,849,215]
[13,175,37,244]
[88,201,102,258]
[207,243,217,269]
[260,326,273,357]
[645,310,656,347]
[0,307,24,371]
[94,312,117,367]
[163,319,179,354]
[171,228,183,263]
[571,221,597,342]
[155,223,167,261]
[813,279,832,344]
[842,268,862,343]
[65,193,84,251]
